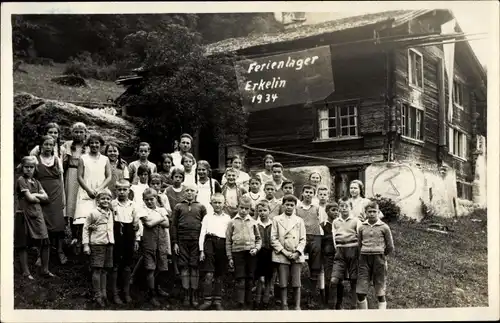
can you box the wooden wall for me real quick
[245,49,388,169]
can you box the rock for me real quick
[51,75,89,87]
[284,165,331,197]
[14,92,139,161]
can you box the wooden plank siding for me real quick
[245,49,389,169]
[391,17,474,180]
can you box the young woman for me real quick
[348,180,384,221]
[30,123,65,168]
[158,153,174,188]
[103,142,129,198]
[62,122,89,221]
[36,135,67,265]
[73,132,112,251]
[221,155,250,192]
[195,160,222,214]
[257,155,274,190]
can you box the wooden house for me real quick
[205,9,487,216]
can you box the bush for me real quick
[63,52,120,81]
[369,194,401,223]
[420,198,441,223]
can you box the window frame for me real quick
[456,181,473,201]
[448,126,468,161]
[453,79,465,110]
[408,48,424,90]
[400,101,425,143]
[315,99,361,142]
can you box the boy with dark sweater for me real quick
[296,184,323,308]
[226,196,262,309]
[356,201,394,310]
[330,196,362,310]
[254,200,274,309]
[172,183,207,307]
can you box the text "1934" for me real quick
[251,93,279,104]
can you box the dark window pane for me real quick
[329,128,336,138]
[341,127,348,136]
[340,106,347,116]
[341,118,348,126]
[350,127,356,136]
[349,116,355,125]
[329,118,336,128]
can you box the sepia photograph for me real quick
[1,1,499,322]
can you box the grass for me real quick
[13,210,488,310]
[13,63,125,103]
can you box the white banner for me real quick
[442,19,456,122]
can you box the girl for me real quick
[16,156,55,279]
[221,155,250,192]
[243,176,265,220]
[158,153,174,188]
[195,160,222,215]
[104,142,129,198]
[256,155,274,190]
[130,164,151,205]
[181,153,197,186]
[36,135,67,265]
[73,132,112,252]
[62,122,89,222]
[348,180,384,221]
[221,167,247,218]
[30,123,65,169]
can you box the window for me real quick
[318,101,358,140]
[456,181,473,200]
[449,128,468,159]
[400,103,424,141]
[453,80,464,108]
[408,49,424,88]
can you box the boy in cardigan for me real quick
[356,201,394,310]
[270,194,306,310]
[226,196,262,309]
[263,181,282,219]
[82,189,115,307]
[330,196,362,310]
[221,168,246,218]
[296,184,323,308]
[198,193,232,310]
[254,200,274,309]
[172,183,207,307]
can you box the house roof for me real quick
[204,9,432,56]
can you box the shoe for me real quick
[261,302,269,310]
[123,294,132,304]
[150,297,160,307]
[281,303,289,310]
[157,286,170,297]
[191,292,199,307]
[235,302,245,310]
[95,297,106,308]
[198,299,212,310]
[58,252,68,265]
[182,292,190,307]
[113,294,123,305]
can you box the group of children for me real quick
[14,122,395,311]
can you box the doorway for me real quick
[331,167,365,200]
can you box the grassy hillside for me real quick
[13,211,488,310]
[13,63,124,103]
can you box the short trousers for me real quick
[304,234,322,278]
[90,244,114,268]
[232,251,257,280]
[200,235,227,276]
[278,263,302,288]
[356,253,387,296]
[143,247,169,271]
[254,248,274,280]
[177,239,200,269]
[331,246,359,281]
[113,222,136,269]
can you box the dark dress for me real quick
[36,156,66,235]
[16,176,49,241]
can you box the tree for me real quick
[120,23,247,161]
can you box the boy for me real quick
[221,168,246,218]
[129,142,157,185]
[172,183,207,307]
[356,201,394,310]
[226,196,262,309]
[243,176,265,220]
[316,184,330,305]
[271,163,287,200]
[321,202,344,309]
[82,189,115,307]
[138,188,171,306]
[254,200,274,309]
[296,184,323,308]
[263,181,282,219]
[330,196,362,310]
[270,194,306,310]
[110,180,141,304]
[198,194,232,310]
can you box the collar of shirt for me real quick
[96,207,112,218]
[114,199,133,207]
[362,219,384,227]
[280,209,297,217]
[298,202,313,210]
[336,215,354,223]
[322,219,334,225]
[182,199,198,205]
[234,214,253,221]
[257,218,272,228]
